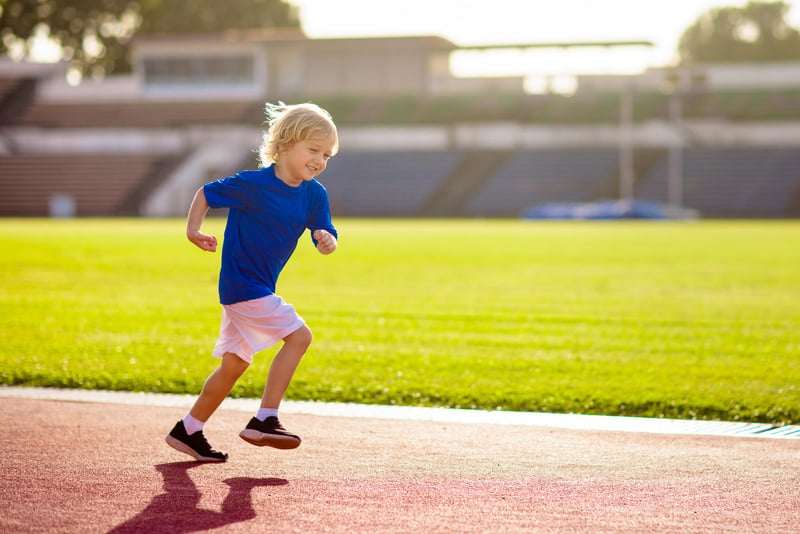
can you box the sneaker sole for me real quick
[165,435,227,462]
[239,429,301,449]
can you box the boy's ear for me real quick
[272,144,285,162]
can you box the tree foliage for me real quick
[679,1,800,63]
[0,0,301,77]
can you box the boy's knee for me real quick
[288,325,312,348]
[221,352,250,376]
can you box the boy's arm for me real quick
[313,229,337,255]
[186,187,218,252]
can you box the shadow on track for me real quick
[108,461,288,533]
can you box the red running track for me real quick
[1,397,798,533]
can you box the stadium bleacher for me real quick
[8,100,264,128]
[0,154,179,216]
[683,89,800,122]
[637,148,800,218]
[0,78,24,100]
[322,150,464,217]
[0,75,36,124]
[1,60,799,218]
[315,91,671,126]
[464,149,620,217]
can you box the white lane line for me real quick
[1,386,798,440]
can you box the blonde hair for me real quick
[257,102,338,168]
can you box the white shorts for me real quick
[212,294,305,364]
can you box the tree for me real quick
[678,1,800,64]
[0,0,301,78]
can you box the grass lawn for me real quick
[1,218,798,424]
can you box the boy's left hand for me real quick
[313,229,337,255]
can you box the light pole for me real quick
[667,91,683,210]
[619,86,635,204]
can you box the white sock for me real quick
[256,408,279,421]
[183,413,205,435]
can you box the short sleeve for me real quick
[307,182,337,245]
[204,173,251,209]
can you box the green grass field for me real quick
[1,218,798,424]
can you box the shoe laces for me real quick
[191,431,219,454]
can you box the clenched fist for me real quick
[313,229,337,255]
[188,229,218,252]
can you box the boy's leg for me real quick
[166,352,249,462]
[239,325,312,449]
[261,325,312,409]
[190,352,250,421]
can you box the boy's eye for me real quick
[309,147,331,160]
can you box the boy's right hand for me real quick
[187,230,218,252]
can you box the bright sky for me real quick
[292,0,800,83]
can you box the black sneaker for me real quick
[239,416,302,449]
[165,420,228,462]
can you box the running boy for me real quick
[166,102,339,462]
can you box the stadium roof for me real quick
[456,40,654,50]
[131,31,651,52]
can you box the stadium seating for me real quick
[321,150,464,216]
[314,92,671,126]
[683,89,800,122]
[0,77,23,100]
[0,154,178,216]
[637,148,800,217]
[463,149,620,217]
[8,100,264,128]
[0,75,37,124]
[2,65,799,218]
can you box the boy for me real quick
[166,102,339,462]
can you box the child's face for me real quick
[275,136,336,187]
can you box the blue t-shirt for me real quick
[203,166,337,305]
